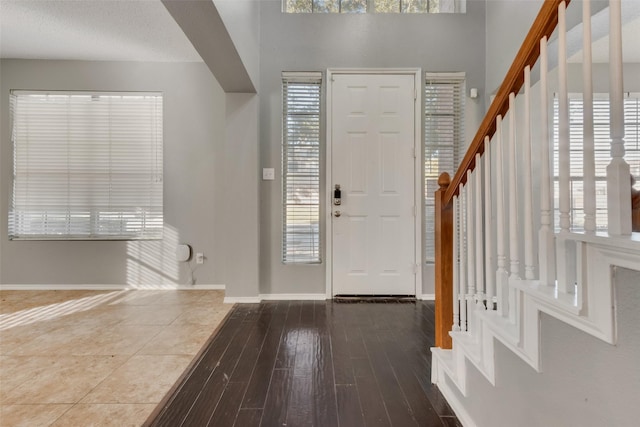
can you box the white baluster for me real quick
[557,0,577,295]
[508,94,519,321]
[607,0,632,235]
[539,36,557,286]
[583,0,597,233]
[558,0,571,233]
[475,153,485,310]
[460,185,468,331]
[467,170,476,299]
[523,66,535,280]
[484,136,495,310]
[508,93,520,279]
[453,195,461,332]
[466,169,476,332]
[495,115,509,317]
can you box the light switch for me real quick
[262,168,275,181]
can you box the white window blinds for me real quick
[424,73,465,262]
[9,91,163,240]
[282,72,322,263]
[553,93,640,231]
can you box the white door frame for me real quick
[325,68,422,298]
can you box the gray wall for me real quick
[484,0,542,97]
[484,0,609,98]
[0,60,227,287]
[223,93,260,298]
[259,0,487,296]
[446,267,640,427]
[214,0,261,91]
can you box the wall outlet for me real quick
[196,253,204,264]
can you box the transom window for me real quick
[284,0,465,13]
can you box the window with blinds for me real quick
[553,93,640,231]
[424,73,465,262]
[9,91,163,240]
[282,72,322,263]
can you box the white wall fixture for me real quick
[262,168,275,180]
[176,244,192,262]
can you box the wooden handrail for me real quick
[443,0,571,205]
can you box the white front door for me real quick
[330,73,417,296]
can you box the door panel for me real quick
[331,74,416,296]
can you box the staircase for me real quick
[430,1,640,425]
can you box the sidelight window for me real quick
[282,72,322,263]
[424,73,465,262]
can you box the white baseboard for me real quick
[419,293,435,300]
[223,296,261,304]
[224,293,327,304]
[192,284,226,290]
[259,293,327,301]
[0,284,225,291]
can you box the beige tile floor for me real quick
[0,289,232,427]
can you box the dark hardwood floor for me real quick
[144,300,461,427]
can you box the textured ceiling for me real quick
[0,0,202,62]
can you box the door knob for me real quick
[334,210,341,217]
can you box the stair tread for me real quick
[450,331,482,363]
[478,310,518,340]
[511,279,581,315]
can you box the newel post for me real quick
[435,172,453,349]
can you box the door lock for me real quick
[333,184,342,205]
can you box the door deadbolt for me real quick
[333,184,342,205]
